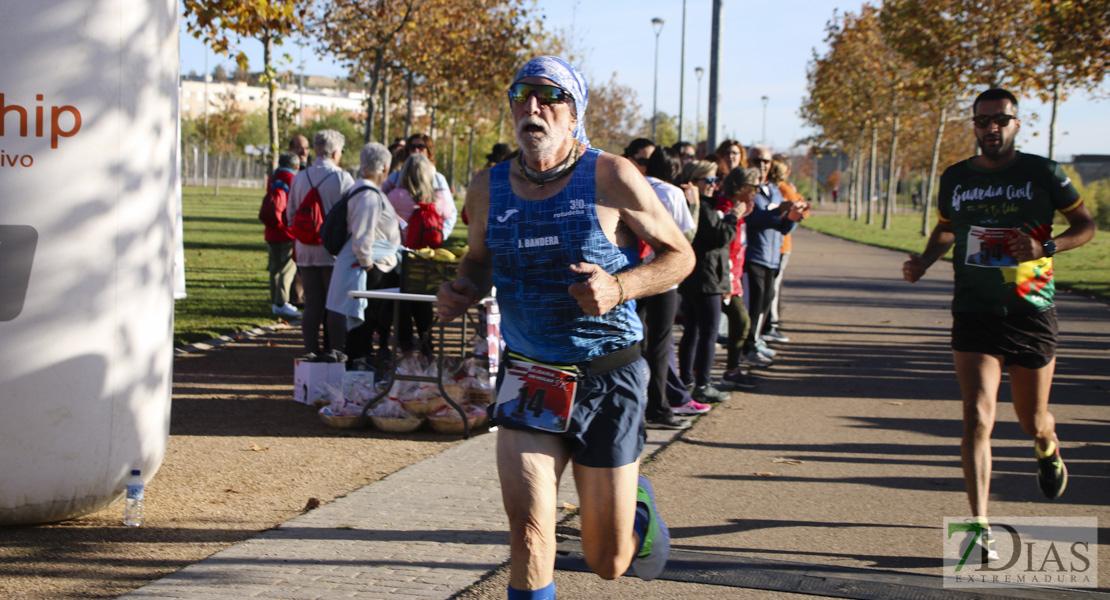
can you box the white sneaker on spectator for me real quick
[763,328,790,343]
[740,350,773,368]
[754,339,776,358]
[274,303,301,318]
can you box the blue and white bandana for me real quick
[512,56,590,146]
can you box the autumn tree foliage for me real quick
[805,0,1109,235]
[183,0,311,172]
[196,91,246,196]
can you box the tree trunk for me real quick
[449,115,458,191]
[214,154,222,196]
[867,123,878,225]
[263,33,279,173]
[883,114,900,230]
[405,72,414,139]
[847,154,857,219]
[497,107,505,143]
[381,70,391,145]
[429,105,437,140]
[1048,81,1060,161]
[466,123,475,185]
[923,105,947,236]
[363,49,384,143]
[811,153,820,204]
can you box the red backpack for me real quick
[290,170,337,245]
[258,173,291,228]
[405,202,445,249]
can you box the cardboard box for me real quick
[293,359,345,405]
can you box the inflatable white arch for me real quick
[0,0,178,525]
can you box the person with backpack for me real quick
[383,154,449,356]
[260,151,302,318]
[382,133,458,235]
[387,154,451,250]
[285,129,354,355]
[325,142,402,361]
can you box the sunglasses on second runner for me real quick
[507,83,572,106]
[972,113,1017,128]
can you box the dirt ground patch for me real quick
[0,326,462,600]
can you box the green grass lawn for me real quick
[175,186,278,346]
[803,211,1109,301]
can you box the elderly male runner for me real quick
[436,57,694,598]
[903,88,1095,558]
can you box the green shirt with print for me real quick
[937,152,1082,316]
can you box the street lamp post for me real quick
[694,66,704,149]
[761,95,769,145]
[651,17,664,140]
[677,0,687,143]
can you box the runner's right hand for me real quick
[436,278,478,322]
[903,253,927,283]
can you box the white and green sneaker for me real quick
[631,476,670,581]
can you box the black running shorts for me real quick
[950,309,1058,369]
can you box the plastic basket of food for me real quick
[427,404,489,435]
[318,408,365,429]
[401,248,460,295]
[369,414,424,433]
[367,397,425,432]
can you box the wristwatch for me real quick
[1042,239,1057,258]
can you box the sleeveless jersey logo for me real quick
[554,198,587,219]
[497,208,519,223]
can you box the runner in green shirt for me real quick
[902,88,1096,560]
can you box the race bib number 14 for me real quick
[966,226,1019,268]
[495,358,578,433]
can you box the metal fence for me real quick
[182,144,267,188]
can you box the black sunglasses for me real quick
[681,153,696,159]
[750,158,771,165]
[632,157,650,166]
[507,83,571,106]
[972,113,1017,128]
[696,177,719,184]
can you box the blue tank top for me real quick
[486,148,642,364]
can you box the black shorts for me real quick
[950,309,1058,369]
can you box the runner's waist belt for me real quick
[506,344,641,378]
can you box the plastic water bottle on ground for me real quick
[123,469,143,527]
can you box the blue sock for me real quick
[508,581,556,600]
[633,502,650,555]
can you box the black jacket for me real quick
[679,195,737,295]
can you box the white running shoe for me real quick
[274,302,301,318]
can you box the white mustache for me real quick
[517,116,548,134]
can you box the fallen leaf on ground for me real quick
[225,488,241,494]
[755,472,775,477]
[888,401,906,406]
[250,444,269,451]
[304,498,321,511]
[772,458,803,465]
[562,502,578,511]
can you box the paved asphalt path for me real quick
[123,226,1110,599]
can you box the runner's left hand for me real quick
[568,262,622,316]
[1004,230,1043,262]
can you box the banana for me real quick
[433,248,457,261]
